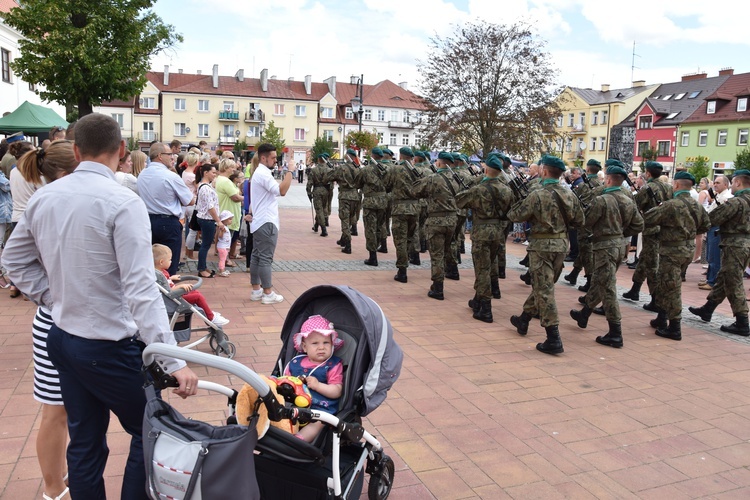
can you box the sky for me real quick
[149,0,750,94]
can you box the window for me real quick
[657,140,670,157]
[377,132,384,143]
[364,109,372,120]
[717,129,728,146]
[698,130,708,146]
[174,123,186,137]
[402,134,409,145]
[601,111,608,124]
[198,100,209,112]
[295,105,306,117]
[28,82,37,92]
[274,103,285,115]
[141,97,155,109]
[556,115,563,127]
[590,137,597,151]
[568,113,574,126]
[681,131,690,147]
[174,98,186,111]
[739,129,749,146]
[391,110,399,122]
[579,112,585,125]
[565,138,572,152]
[599,137,605,150]
[378,110,386,121]
[688,91,701,99]
[111,113,124,128]
[198,124,209,137]
[223,124,235,138]
[142,122,155,141]
[662,94,673,100]
[389,133,397,146]
[666,112,680,120]
[638,116,652,129]
[1,48,10,83]
[591,111,598,125]
[223,101,235,113]
[738,98,748,112]
[556,138,563,151]
[321,107,333,118]
[294,128,306,141]
[345,107,353,120]
[674,93,686,100]
[247,126,260,137]
[707,101,716,114]
[637,141,650,158]
[323,130,334,141]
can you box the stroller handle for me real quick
[167,275,203,298]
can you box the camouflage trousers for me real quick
[327,188,334,217]
[363,208,386,252]
[654,244,693,320]
[573,230,593,275]
[382,198,393,237]
[472,239,502,300]
[418,204,428,244]
[451,214,467,257]
[584,243,626,323]
[522,250,565,327]
[337,199,359,244]
[708,245,750,316]
[632,233,660,293]
[495,221,512,271]
[392,214,418,268]
[312,191,329,227]
[426,223,457,282]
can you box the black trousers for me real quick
[149,214,182,275]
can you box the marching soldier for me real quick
[413,150,432,254]
[646,171,710,341]
[412,151,460,300]
[451,154,479,272]
[455,155,514,322]
[378,148,396,253]
[689,169,750,335]
[569,164,644,348]
[386,147,421,283]
[306,154,332,237]
[508,155,585,354]
[354,147,390,266]
[323,148,361,254]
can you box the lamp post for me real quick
[350,74,364,132]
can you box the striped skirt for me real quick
[32,306,63,405]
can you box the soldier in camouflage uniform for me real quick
[645,171,710,341]
[450,154,480,271]
[689,169,750,335]
[378,148,396,253]
[324,148,361,254]
[508,155,585,355]
[385,147,422,283]
[564,159,604,289]
[413,150,432,254]
[354,148,390,266]
[412,151,460,300]
[455,155,513,323]
[306,154,332,237]
[495,154,517,279]
[569,164,644,348]
[622,161,673,308]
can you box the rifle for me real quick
[450,167,469,190]
[429,162,438,174]
[402,159,423,180]
[466,163,482,177]
[371,160,389,177]
[502,168,530,200]
[625,176,660,206]
[707,187,721,206]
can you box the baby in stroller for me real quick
[153,244,229,326]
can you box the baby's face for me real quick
[302,331,333,363]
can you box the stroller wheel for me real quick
[217,341,236,359]
[367,455,394,500]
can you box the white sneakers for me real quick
[217,270,231,277]
[211,312,230,326]
[261,291,284,304]
[251,289,263,301]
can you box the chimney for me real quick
[197,70,202,75]
[270,75,277,80]
[719,67,734,76]
[235,69,244,82]
[682,72,708,82]
[399,81,408,91]
[601,84,610,92]
[632,80,645,88]
[350,75,358,85]
[260,68,268,92]
[212,64,219,88]
[304,75,312,95]
[288,77,294,85]
[324,76,336,98]
[177,69,183,74]
[163,65,169,86]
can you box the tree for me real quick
[3,0,182,117]
[311,137,335,161]
[233,139,248,153]
[345,129,378,154]
[735,148,750,170]
[639,146,658,169]
[689,155,710,182]
[417,20,561,160]
[259,120,285,154]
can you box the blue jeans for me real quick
[706,226,721,285]
[197,217,216,272]
[149,214,183,275]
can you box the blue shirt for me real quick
[137,161,193,217]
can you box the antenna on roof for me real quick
[631,41,640,83]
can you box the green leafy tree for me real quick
[259,120,285,154]
[311,137,335,161]
[126,137,138,151]
[3,0,182,117]
[233,139,248,153]
[345,129,378,154]
[689,155,710,181]
[735,148,750,170]
[639,146,658,170]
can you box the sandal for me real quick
[9,286,20,298]
[198,270,215,278]
[43,486,69,500]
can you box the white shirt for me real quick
[10,168,45,223]
[707,189,733,214]
[250,163,281,232]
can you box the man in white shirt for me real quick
[250,143,296,303]
[700,175,733,289]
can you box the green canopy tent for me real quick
[0,101,68,136]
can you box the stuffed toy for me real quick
[235,375,298,438]
[271,375,312,408]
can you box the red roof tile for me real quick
[683,72,750,124]
[0,0,19,14]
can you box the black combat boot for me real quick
[537,325,564,354]
[650,310,667,329]
[394,267,407,283]
[460,241,466,254]
[428,281,444,300]
[577,276,590,292]
[336,238,343,246]
[341,242,352,254]
[622,281,641,301]
[473,300,493,323]
[570,305,592,329]
[468,295,480,313]
[456,249,462,264]
[519,254,529,267]
[564,267,581,286]
[325,217,329,227]
[510,312,532,335]
[377,239,388,253]
[312,222,319,233]
[351,224,358,236]
[420,239,427,253]
[320,226,328,237]
[491,280,501,299]
[720,315,750,336]
[578,295,587,305]
[520,271,531,285]
[592,306,605,315]
[497,266,506,279]
[656,319,682,341]
[596,321,623,348]
[409,252,421,266]
[643,295,659,312]
[688,300,720,322]
[445,264,460,281]
[364,251,378,266]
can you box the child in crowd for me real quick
[217,210,233,277]
[152,244,229,326]
[284,315,344,442]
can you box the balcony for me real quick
[244,109,266,123]
[218,135,237,144]
[219,111,240,121]
[570,124,586,134]
[138,131,158,142]
[388,121,414,129]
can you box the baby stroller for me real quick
[142,285,403,500]
[156,274,236,358]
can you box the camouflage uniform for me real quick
[354,163,389,252]
[306,163,331,230]
[631,179,674,293]
[323,160,360,247]
[572,175,604,276]
[413,159,432,251]
[508,180,585,327]
[495,166,520,271]
[380,159,394,239]
[451,165,480,259]
[386,161,421,269]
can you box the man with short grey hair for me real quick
[699,175,733,290]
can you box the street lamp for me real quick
[350,74,364,132]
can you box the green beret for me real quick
[605,159,624,168]
[645,161,663,172]
[317,153,327,160]
[345,149,357,157]
[485,156,503,170]
[734,169,750,177]
[383,148,394,156]
[541,155,566,171]
[500,154,512,164]
[586,159,601,167]
[399,146,414,158]
[414,150,427,159]
[450,153,462,163]
[460,154,469,163]
[606,165,628,176]
[674,171,696,184]
[437,151,454,163]
[371,147,383,157]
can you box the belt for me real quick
[473,218,502,226]
[530,232,567,239]
[661,239,693,247]
[592,234,624,243]
[428,211,456,217]
[149,214,178,219]
[719,232,750,238]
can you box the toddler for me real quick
[152,244,229,327]
[217,210,233,277]
[284,315,344,442]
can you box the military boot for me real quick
[420,239,427,253]
[510,312,532,336]
[409,252,421,266]
[570,305,592,329]
[720,315,750,336]
[394,267,407,283]
[497,266,506,279]
[520,271,531,285]
[643,295,659,312]
[564,267,581,286]
[596,321,623,348]
[688,300,720,322]
[364,251,378,266]
[519,254,529,267]
[656,319,682,341]
[341,242,352,254]
[428,281,444,300]
[312,222,319,233]
[336,238,343,246]
[377,239,388,253]
[445,264,460,281]
[577,276,590,292]
[468,295,480,313]
[578,295,587,305]
[325,217,329,227]
[473,300,493,323]
[537,325,564,354]
[320,226,328,237]
[650,310,667,329]
[351,224,358,236]
[456,249,462,264]
[622,281,641,301]
[592,306,605,316]
[491,280,501,299]
[460,241,466,254]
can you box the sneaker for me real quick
[217,270,231,277]
[698,283,714,290]
[261,291,284,304]
[211,312,230,326]
[251,289,263,301]
[522,241,529,246]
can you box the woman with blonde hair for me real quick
[183,151,201,260]
[130,150,147,177]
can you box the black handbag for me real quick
[188,184,207,231]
